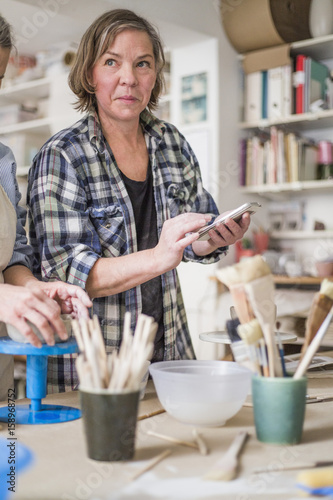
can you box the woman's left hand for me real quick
[27,281,92,319]
[192,213,251,256]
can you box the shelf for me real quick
[0,77,51,105]
[291,34,333,60]
[239,108,333,131]
[239,179,333,195]
[270,230,333,240]
[0,114,79,135]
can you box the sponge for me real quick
[297,467,333,496]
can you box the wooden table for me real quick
[1,374,333,499]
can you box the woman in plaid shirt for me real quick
[28,9,250,392]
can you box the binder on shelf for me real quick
[307,58,330,112]
[267,66,283,120]
[242,44,292,123]
[294,54,306,114]
[262,70,268,119]
[282,65,292,117]
[244,71,262,122]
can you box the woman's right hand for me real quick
[151,213,212,272]
[0,284,70,347]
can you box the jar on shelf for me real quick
[316,140,333,180]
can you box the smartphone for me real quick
[196,202,262,241]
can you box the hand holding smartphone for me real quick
[196,202,261,241]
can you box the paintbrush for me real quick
[300,279,333,358]
[241,257,282,377]
[204,431,249,481]
[218,256,281,376]
[237,319,263,375]
[216,263,256,324]
[294,306,333,379]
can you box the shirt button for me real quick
[105,223,111,228]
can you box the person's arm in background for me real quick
[1,144,92,347]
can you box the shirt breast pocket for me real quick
[88,205,127,257]
[166,183,187,217]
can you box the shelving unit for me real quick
[0,73,81,179]
[240,35,333,269]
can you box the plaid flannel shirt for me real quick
[28,110,225,392]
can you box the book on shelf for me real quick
[239,129,318,187]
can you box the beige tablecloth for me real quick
[0,375,332,499]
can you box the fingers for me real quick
[165,213,212,240]
[51,283,92,307]
[34,282,92,315]
[18,289,67,345]
[20,309,61,346]
[8,318,43,348]
[70,297,91,320]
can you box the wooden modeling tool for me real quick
[73,313,158,391]
[204,431,249,481]
[147,430,200,451]
[253,460,333,474]
[129,449,172,481]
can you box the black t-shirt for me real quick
[120,165,164,361]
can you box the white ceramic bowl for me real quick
[149,360,251,427]
[6,315,72,343]
[139,360,151,400]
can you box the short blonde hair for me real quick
[68,9,165,113]
[0,15,14,50]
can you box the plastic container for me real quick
[149,360,251,427]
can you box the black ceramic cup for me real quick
[79,388,140,461]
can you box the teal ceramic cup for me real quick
[252,375,307,445]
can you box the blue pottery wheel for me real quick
[0,337,81,424]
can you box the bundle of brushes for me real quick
[72,312,158,391]
[217,255,283,377]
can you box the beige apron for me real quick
[0,185,17,401]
